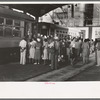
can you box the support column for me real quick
[88,26,92,39]
[35,17,39,36]
[48,27,51,36]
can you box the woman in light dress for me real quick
[43,38,49,65]
[34,38,42,64]
[29,38,36,64]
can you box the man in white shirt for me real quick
[70,38,76,48]
[19,38,27,65]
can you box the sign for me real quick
[80,30,85,39]
[95,29,100,38]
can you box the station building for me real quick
[50,4,100,40]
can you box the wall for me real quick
[68,27,89,39]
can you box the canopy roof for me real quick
[3,4,67,17]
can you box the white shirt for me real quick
[30,40,36,48]
[48,42,54,48]
[19,39,27,48]
[71,41,75,48]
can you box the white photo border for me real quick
[0,1,100,98]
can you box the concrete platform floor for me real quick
[0,53,95,81]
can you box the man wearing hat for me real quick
[49,36,60,69]
[48,37,55,69]
[54,36,60,69]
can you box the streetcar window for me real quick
[6,19,13,25]
[14,20,20,26]
[13,30,21,37]
[12,26,21,37]
[4,27,12,37]
[0,18,4,25]
[0,25,3,36]
[15,27,20,30]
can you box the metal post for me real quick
[35,17,39,36]
[98,9,100,25]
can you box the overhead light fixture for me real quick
[26,13,35,19]
[12,8,23,13]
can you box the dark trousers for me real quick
[51,53,58,69]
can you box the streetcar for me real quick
[34,22,68,39]
[36,22,89,41]
[0,6,34,63]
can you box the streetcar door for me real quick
[24,21,29,37]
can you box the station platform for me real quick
[0,59,66,81]
[0,53,95,81]
[28,53,95,81]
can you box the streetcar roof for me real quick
[0,6,34,21]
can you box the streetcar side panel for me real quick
[0,6,34,63]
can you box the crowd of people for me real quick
[19,33,95,70]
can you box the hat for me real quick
[37,38,41,42]
[41,34,43,37]
[44,35,47,39]
[54,36,59,40]
[37,33,40,36]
